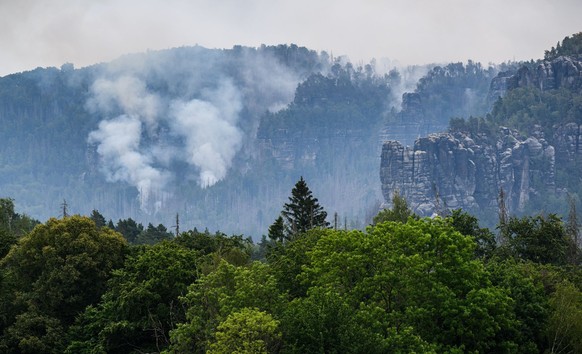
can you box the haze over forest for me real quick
[0,28,581,236]
[1,0,581,76]
[0,2,582,352]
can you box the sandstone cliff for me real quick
[508,55,582,92]
[380,126,567,217]
[382,52,582,220]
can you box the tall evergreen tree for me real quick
[281,177,329,238]
[268,216,286,243]
[89,209,106,229]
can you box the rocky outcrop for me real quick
[497,55,582,95]
[488,70,515,103]
[379,92,451,146]
[380,127,556,216]
[553,122,582,165]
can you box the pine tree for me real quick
[90,209,106,229]
[280,177,329,238]
[268,216,286,243]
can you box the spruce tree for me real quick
[268,216,286,243]
[90,209,106,229]
[281,177,329,238]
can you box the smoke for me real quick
[88,76,161,131]
[389,64,433,110]
[86,47,306,209]
[88,114,170,204]
[169,79,243,187]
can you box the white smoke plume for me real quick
[86,47,306,210]
[170,79,243,187]
[87,114,171,207]
[88,76,161,131]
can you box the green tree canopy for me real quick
[168,261,286,354]
[503,214,570,265]
[207,308,281,354]
[89,209,106,229]
[0,198,39,259]
[0,215,127,353]
[302,219,518,352]
[545,32,582,60]
[67,240,200,354]
[449,208,496,259]
[372,190,416,225]
[115,218,144,244]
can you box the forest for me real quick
[0,43,505,236]
[0,173,581,353]
[1,32,582,353]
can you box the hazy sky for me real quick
[1,0,580,76]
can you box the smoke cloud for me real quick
[170,79,243,187]
[88,114,170,204]
[86,47,306,209]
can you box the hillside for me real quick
[0,44,502,236]
[381,32,582,225]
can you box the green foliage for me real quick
[2,310,65,354]
[486,260,550,352]
[545,32,582,60]
[67,240,199,354]
[280,177,329,239]
[402,61,498,128]
[268,216,285,243]
[301,219,517,352]
[257,68,391,138]
[135,223,173,245]
[546,280,582,353]
[0,215,127,352]
[0,210,579,352]
[89,210,106,229]
[175,229,251,271]
[502,214,570,265]
[372,190,416,225]
[115,218,144,244]
[0,198,39,259]
[449,209,496,259]
[207,308,281,354]
[167,261,285,353]
[266,229,326,299]
[281,286,390,353]
[490,87,582,136]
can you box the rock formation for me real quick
[503,55,582,93]
[380,127,557,217]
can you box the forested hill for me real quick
[2,43,500,236]
[381,32,582,226]
[0,45,327,233]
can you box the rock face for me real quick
[489,55,582,102]
[380,127,557,216]
[505,55,582,93]
[553,123,582,165]
[381,92,450,146]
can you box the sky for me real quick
[0,0,581,77]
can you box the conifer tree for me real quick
[268,216,286,243]
[89,209,106,229]
[280,177,329,239]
